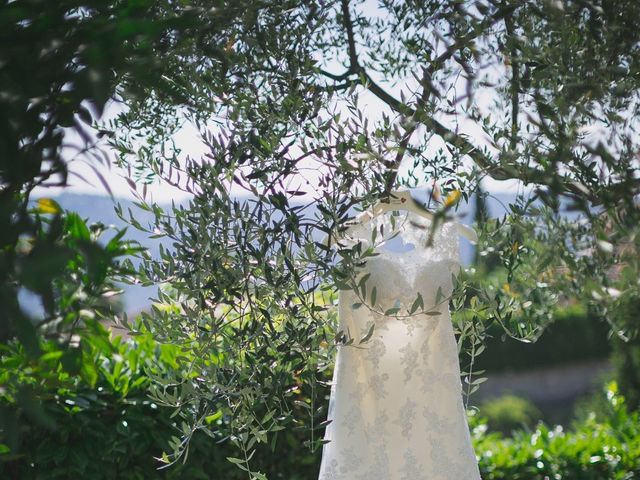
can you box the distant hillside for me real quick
[36,191,521,313]
[33,193,163,313]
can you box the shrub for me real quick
[0,328,321,479]
[609,291,640,411]
[473,382,640,479]
[1,330,208,479]
[480,395,542,435]
[3,326,639,479]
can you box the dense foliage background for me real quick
[2,0,640,478]
[2,326,639,479]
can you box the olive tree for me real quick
[107,0,640,475]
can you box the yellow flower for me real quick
[36,198,61,214]
[443,189,461,208]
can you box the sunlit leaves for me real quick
[94,0,640,474]
[36,198,61,215]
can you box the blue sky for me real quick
[34,6,534,204]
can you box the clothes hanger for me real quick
[331,189,478,246]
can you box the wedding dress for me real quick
[317,211,482,480]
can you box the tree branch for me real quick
[341,0,360,73]
[318,0,597,203]
[378,2,521,192]
[504,11,520,150]
[363,67,602,202]
[318,0,362,83]
[318,68,353,82]
[383,68,433,193]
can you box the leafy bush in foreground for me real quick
[0,328,320,480]
[2,325,638,479]
[473,382,640,480]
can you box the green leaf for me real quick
[39,350,64,362]
[206,411,223,424]
[80,360,98,388]
[435,286,444,304]
[359,322,375,344]
[409,293,424,314]
[66,212,91,241]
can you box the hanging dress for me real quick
[317,211,482,480]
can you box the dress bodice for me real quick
[340,212,462,312]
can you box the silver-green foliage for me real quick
[108,0,640,475]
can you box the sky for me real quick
[33,91,529,206]
[33,4,532,205]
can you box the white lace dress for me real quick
[317,212,482,480]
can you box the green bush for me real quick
[612,336,640,412]
[572,379,618,425]
[0,203,144,448]
[480,395,542,435]
[0,328,321,479]
[473,382,640,479]
[3,327,639,479]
